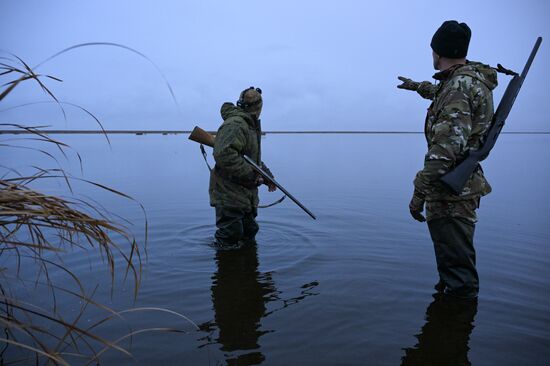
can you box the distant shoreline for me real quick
[1,130,549,135]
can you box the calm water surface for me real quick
[4,134,550,365]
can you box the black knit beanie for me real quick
[431,20,471,59]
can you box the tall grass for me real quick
[0,47,194,364]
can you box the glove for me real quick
[409,191,426,222]
[397,76,421,91]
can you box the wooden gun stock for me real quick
[188,126,215,147]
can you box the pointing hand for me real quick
[397,76,421,91]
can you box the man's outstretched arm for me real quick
[397,76,437,100]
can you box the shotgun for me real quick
[189,126,317,220]
[440,37,543,194]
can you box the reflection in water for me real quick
[199,244,319,365]
[401,293,478,366]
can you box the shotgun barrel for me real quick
[188,126,316,220]
[242,155,317,220]
[440,37,543,194]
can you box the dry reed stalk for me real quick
[0,48,192,365]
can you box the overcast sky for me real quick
[1,0,548,132]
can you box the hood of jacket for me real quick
[434,61,498,91]
[220,102,257,128]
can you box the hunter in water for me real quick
[398,20,497,299]
[208,87,276,250]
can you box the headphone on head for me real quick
[237,86,262,109]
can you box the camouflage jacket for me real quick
[209,102,262,210]
[413,61,498,203]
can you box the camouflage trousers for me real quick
[426,199,479,224]
[427,216,479,298]
[214,206,259,247]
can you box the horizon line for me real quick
[1,130,550,135]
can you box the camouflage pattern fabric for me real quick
[209,102,262,210]
[413,61,498,222]
[397,77,438,100]
[417,81,438,100]
[426,199,478,223]
[397,76,421,91]
[240,88,263,114]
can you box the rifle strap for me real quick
[197,145,286,209]
[258,195,286,209]
[200,144,213,171]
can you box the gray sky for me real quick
[1,0,548,131]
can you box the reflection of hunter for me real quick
[197,242,319,364]
[206,242,275,364]
[208,87,276,250]
[401,294,478,366]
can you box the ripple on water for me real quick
[254,218,318,272]
[146,210,320,275]
[147,223,216,274]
